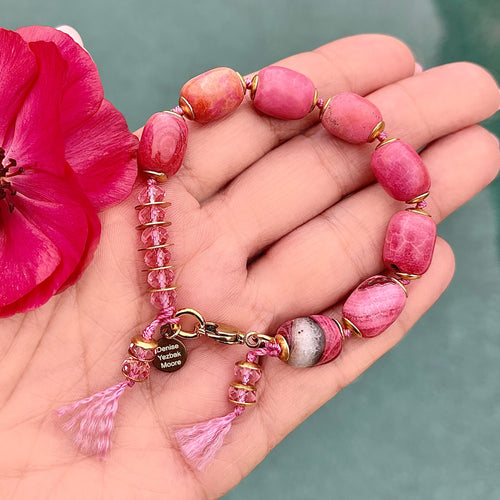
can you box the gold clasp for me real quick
[166,308,274,348]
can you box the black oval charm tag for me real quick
[153,337,187,372]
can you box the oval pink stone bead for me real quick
[180,67,245,123]
[383,211,437,275]
[371,140,431,201]
[253,66,316,120]
[342,275,406,338]
[276,315,343,367]
[138,112,188,176]
[321,93,383,144]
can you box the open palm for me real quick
[0,34,499,499]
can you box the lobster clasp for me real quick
[204,321,246,345]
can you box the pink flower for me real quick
[0,26,138,317]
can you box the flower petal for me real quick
[0,28,38,141]
[0,166,100,317]
[0,205,61,310]
[65,99,138,210]
[16,25,103,135]
[7,41,67,176]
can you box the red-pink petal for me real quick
[16,25,103,135]
[0,207,61,310]
[7,41,67,176]
[64,99,138,210]
[0,28,38,140]
[0,166,100,317]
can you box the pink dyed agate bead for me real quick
[321,93,383,144]
[383,211,437,275]
[179,67,245,123]
[342,275,406,338]
[253,66,316,120]
[371,140,431,201]
[138,112,188,176]
[121,357,150,382]
[276,315,343,367]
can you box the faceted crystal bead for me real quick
[138,206,166,225]
[138,184,165,204]
[129,344,156,361]
[228,385,257,405]
[147,269,175,289]
[141,226,169,247]
[144,248,171,267]
[121,357,150,382]
[234,364,262,385]
[150,290,176,309]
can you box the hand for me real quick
[0,34,498,500]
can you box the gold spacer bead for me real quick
[250,74,259,100]
[235,360,261,371]
[178,96,195,120]
[319,96,332,120]
[406,191,430,204]
[163,109,185,119]
[229,399,256,407]
[130,335,158,351]
[147,286,178,293]
[406,208,431,217]
[342,317,363,338]
[274,333,290,363]
[141,169,168,182]
[236,71,247,93]
[230,382,256,391]
[388,276,408,297]
[367,120,386,143]
[395,271,422,281]
[332,318,346,341]
[375,137,399,149]
[309,89,319,113]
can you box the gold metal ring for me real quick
[147,286,178,293]
[236,71,247,93]
[367,121,385,142]
[406,192,430,204]
[309,88,319,113]
[342,317,363,338]
[172,308,206,340]
[250,74,259,100]
[141,169,168,182]
[375,137,398,149]
[137,243,173,252]
[141,265,174,272]
[178,96,195,120]
[274,333,290,362]
[135,221,172,230]
[135,201,171,210]
[395,271,421,280]
[332,318,346,341]
[405,208,431,217]
[319,97,331,120]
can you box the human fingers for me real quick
[174,34,415,201]
[205,62,499,260]
[246,124,500,326]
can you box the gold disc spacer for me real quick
[235,360,261,371]
[236,71,247,93]
[178,96,195,120]
[367,121,386,143]
[250,74,259,100]
[141,169,168,182]
[309,88,319,113]
[406,191,430,204]
[274,333,290,362]
[406,208,431,217]
[130,335,158,351]
[332,318,346,341]
[163,109,185,119]
[319,96,331,120]
[342,317,363,338]
[375,137,398,149]
[230,382,256,392]
[395,271,422,281]
[388,276,408,297]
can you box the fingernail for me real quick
[414,62,423,74]
[56,25,84,48]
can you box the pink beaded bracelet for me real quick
[57,65,437,469]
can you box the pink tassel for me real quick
[57,379,132,457]
[176,341,281,470]
[175,406,245,470]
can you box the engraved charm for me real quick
[153,336,187,372]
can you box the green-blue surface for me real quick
[2,1,499,498]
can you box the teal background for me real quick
[2,0,499,498]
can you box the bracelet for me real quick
[57,65,437,469]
